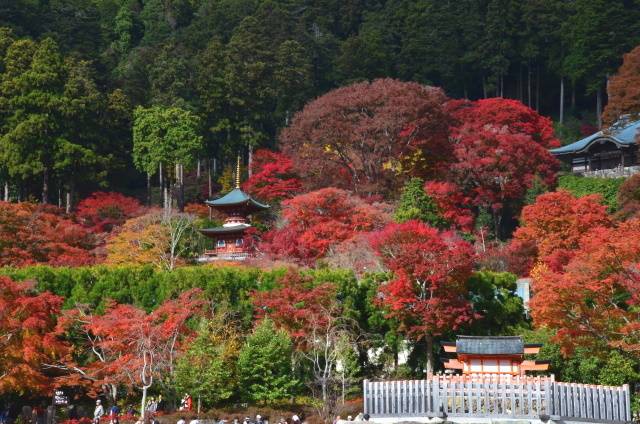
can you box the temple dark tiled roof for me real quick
[455,336,524,355]
[550,119,640,155]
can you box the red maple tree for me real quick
[252,270,337,350]
[242,149,303,202]
[0,277,69,395]
[370,220,475,374]
[511,190,612,273]
[425,98,560,234]
[260,188,390,265]
[280,78,451,196]
[76,191,145,233]
[0,202,95,266]
[71,289,206,414]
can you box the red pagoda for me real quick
[199,158,269,261]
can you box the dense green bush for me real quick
[558,175,625,211]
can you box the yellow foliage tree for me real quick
[106,212,205,270]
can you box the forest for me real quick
[3,0,640,422]
[1,0,640,203]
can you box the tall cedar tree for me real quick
[371,220,475,374]
[280,78,451,197]
[260,188,390,265]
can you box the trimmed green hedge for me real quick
[0,265,273,314]
[558,175,625,211]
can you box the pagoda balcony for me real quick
[198,251,250,262]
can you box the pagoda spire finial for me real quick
[235,154,241,188]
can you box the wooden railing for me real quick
[363,375,631,422]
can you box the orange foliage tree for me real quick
[603,45,640,126]
[68,289,206,414]
[0,202,95,266]
[0,277,69,395]
[260,188,390,265]
[510,190,612,273]
[530,219,640,357]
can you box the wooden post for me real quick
[624,384,631,422]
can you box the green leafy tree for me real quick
[174,316,240,409]
[394,177,445,227]
[132,105,203,211]
[237,318,299,404]
[465,271,528,336]
[598,351,639,386]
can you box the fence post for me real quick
[544,378,551,416]
[624,384,631,422]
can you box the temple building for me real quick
[199,159,269,261]
[441,336,549,376]
[550,117,640,178]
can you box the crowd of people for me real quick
[89,391,374,424]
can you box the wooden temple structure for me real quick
[199,158,269,261]
[441,335,549,376]
[550,117,640,177]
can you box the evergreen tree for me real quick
[237,318,299,403]
[394,178,445,227]
[174,318,240,408]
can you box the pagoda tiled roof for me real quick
[199,224,250,235]
[205,188,269,210]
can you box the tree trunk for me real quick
[559,77,565,124]
[140,386,149,421]
[208,158,212,198]
[519,64,523,101]
[42,168,49,204]
[536,65,540,111]
[248,146,253,178]
[159,162,164,208]
[65,190,71,214]
[4,182,8,202]
[571,81,576,110]
[597,85,603,129]
[146,173,151,206]
[527,65,532,107]
[197,158,201,178]
[425,334,434,376]
[58,188,62,208]
[178,163,184,212]
[482,77,488,99]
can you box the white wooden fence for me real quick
[363,375,632,422]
